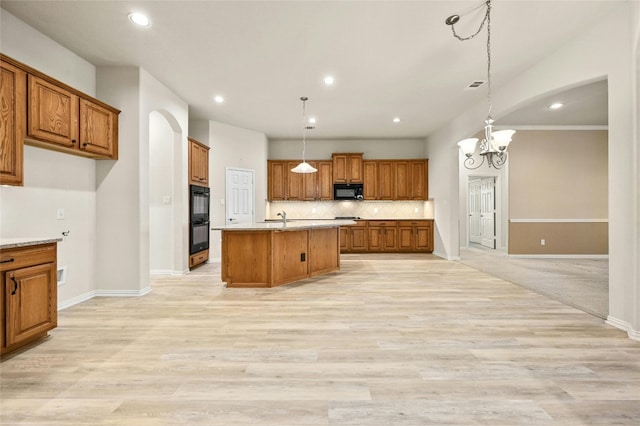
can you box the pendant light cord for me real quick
[447,0,492,118]
[301,97,307,162]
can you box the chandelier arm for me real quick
[462,155,486,170]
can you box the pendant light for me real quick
[291,96,317,174]
[447,0,516,169]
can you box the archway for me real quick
[149,110,185,275]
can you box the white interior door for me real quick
[480,177,496,249]
[469,180,482,244]
[226,168,254,224]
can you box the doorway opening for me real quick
[468,176,496,249]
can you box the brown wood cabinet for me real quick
[398,220,434,252]
[332,153,363,183]
[377,161,395,200]
[1,242,58,357]
[189,137,209,186]
[26,75,118,160]
[1,54,119,168]
[317,161,333,200]
[341,220,433,253]
[221,226,340,288]
[189,249,209,269]
[363,161,377,200]
[367,220,398,251]
[0,60,26,186]
[267,160,333,201]
[395,160,428,200]
[339,220,368,252]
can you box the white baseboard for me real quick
[606,315,640,341]
[58,286,152,311]
[150,269,187,276]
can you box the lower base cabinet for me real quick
[1,242,58,357]
[341,220,433,253]
[221,227,340,288]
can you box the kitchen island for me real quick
[212,220,355,288]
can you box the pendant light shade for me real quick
[291,96,317,174]
[291,161,317,173]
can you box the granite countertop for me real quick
[212,219,356,231]
[0,237,63,250]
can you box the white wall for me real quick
[96,67,190,292]
[0,10,98,308]
[427,3,639,337]
[194,121,268,260]
[269,138,426,160]
[149,111,175,274]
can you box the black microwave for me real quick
[334,183,364,200]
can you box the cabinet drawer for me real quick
[190,249,209,268]
[398,220,432,227]
[0,243,56,272]
[368,220,397,227]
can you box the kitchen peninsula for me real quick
[212,220,355,288]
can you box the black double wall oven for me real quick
[190,184,210,254]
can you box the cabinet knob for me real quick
[71,139,76,144]
[83,142,89,147]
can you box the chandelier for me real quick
[447,0,515,170]
[291,96,317,174]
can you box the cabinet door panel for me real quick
[383,226,398,251]
[268,161,286,200]
[28,75,79,147]
[415,226,433,251]
[339,227,348,252]
[395,161,411,200]
[0,61,25,185]
[363,161,377,200]
[286,161,304,200]
[332,154,348,183]
[350,227,368,251]
[367,227,383,251]
[5,263,57,347]
[377,161,395,200]
[317,161,333,200]
[397,226,414,251]
[410,160,428,200]
[302,161,318,200]
[79,98,116,158]
[348,154,363,183]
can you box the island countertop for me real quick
[212,219,355,231]
[0,237,63,250]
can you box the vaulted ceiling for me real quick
[0,1,614,139]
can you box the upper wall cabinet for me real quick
[0,60,26,186]
[332,153,363,183]
[267,160,333,201]
[0,54,120,185]
[189,137,210,186]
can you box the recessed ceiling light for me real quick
[548,102,564,110]
[128,13,151,27]
[308,117,317,124]
[393,117,401,123]
[214,95,224,104]
[323,76,335,86]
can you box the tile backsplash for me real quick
[266,200,434,220]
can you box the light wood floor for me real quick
[2,254,639,425]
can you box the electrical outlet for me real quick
[541,239,546,246]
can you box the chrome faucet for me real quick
[277,211,287,225]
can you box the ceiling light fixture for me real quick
[393,117,401,123]
[447,0,515,170]
[128,13,151,27]
[308,117,317,124]
[323,76,335,86]
[214,95,224,103]
[291,97,317,174]
[548,102,564,110]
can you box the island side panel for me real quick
[221,230,272,288]
[272,229,309,287]
[309,227,340,276]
